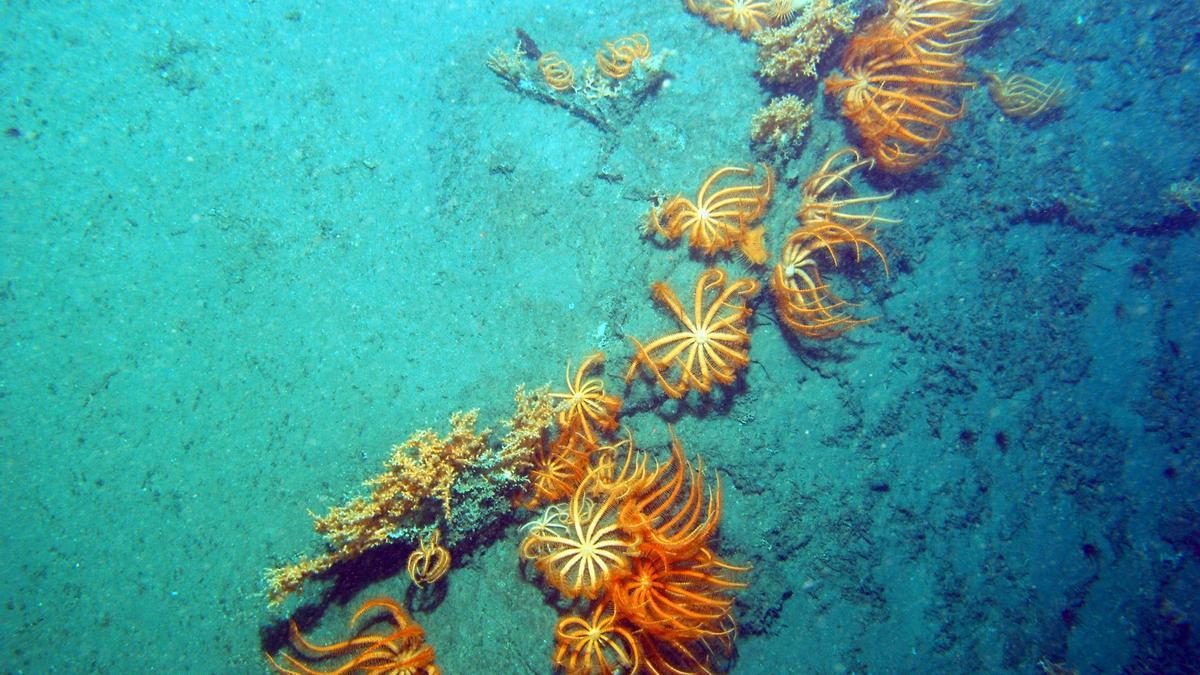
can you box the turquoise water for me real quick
[1,1,1197,673]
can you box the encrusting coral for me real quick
[265,386,554,605]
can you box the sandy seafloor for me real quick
[2,0,1199,673]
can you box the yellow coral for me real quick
[750,94,813,151]
[486,45,529,82]
[499,383,556,469]
[578,65,622,103]
[753,0,858,84]
[265,387,553,605]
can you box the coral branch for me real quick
[753,0,858,84]
[266,386,553,605]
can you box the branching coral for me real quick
[753,0,859,84]
[751,94,814,158]
[485,44,529,81]
[265,386,554,605]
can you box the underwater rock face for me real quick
[1,0,1198,673]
